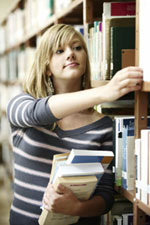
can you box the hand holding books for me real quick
[39,149,114,225]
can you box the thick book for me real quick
[50,152,69,182]
[39,175,98,225]
[66,149,114,170]
[110,26,135,78]
[52,162,104,183]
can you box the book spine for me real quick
[141,130,149,204]
[135,138,141,200]
[103,2,136,17]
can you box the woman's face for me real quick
[49,36,87,82]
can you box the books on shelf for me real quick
[122,127,135,191]
[122,213,133,225]
[102,1,135,80]
[39,149,114,225]
[66,149,114,170]
[135,138,141,201]
[135,130,150,206]
[113,116,134,187]
[103,2,136,17]
[140,129,150,205]
[110,26,135,78]
[112,215,122,225]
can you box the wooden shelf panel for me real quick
[115,185,134,203]
[137,200,150,216]
[142,81,150,92]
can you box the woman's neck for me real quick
[53,78,82,94]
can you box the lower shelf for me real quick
[115,185,134,203]
[137,200,150,216]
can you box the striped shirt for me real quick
[7,93,114,225]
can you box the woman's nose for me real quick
[66,47,75,60]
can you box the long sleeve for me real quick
[7,93,58,128]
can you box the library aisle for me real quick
[0,1,15,224]
[0,165,12,225]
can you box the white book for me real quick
[126,136,135,190]
[122,129,135,191]
[66,149,114,170]
[122,213,133,225]
[135,139,141,200]
[141,129,150,204]
[52,162,104,184]
[113,215,122,225]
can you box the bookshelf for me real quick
[134,0,150,224]
[0,0,150,225]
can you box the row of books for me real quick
[112,214,150,225]
[113,115,150,207]
[0,84,22,112]
[85,1,136,81]
[112,213,133,225]
[113,116,135,190]
[0,0,74,51]
[1,1,150,84]
[0,25,83,84]
[0,46,36,83]
[135,130,150,206]
[39,149,114,225]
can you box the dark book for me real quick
[110,26,135,78]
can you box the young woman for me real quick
[7,24,143,225]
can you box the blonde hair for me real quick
[23,24,91,98]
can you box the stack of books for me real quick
[39,149,114,225]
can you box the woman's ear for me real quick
[46,66,52,76]
[47,71,52,76]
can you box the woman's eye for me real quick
[74,46,82,51]
[56,49,64,54]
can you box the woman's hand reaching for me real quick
[103,66,143,102]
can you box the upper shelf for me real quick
[0,0,20,24]
[0,0,84,54]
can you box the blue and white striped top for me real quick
[7,93,114,225]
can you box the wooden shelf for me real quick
[137,200,150,216]
[142,81,150,92]
[115,185,134,203]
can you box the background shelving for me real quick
[0,1,150,225]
